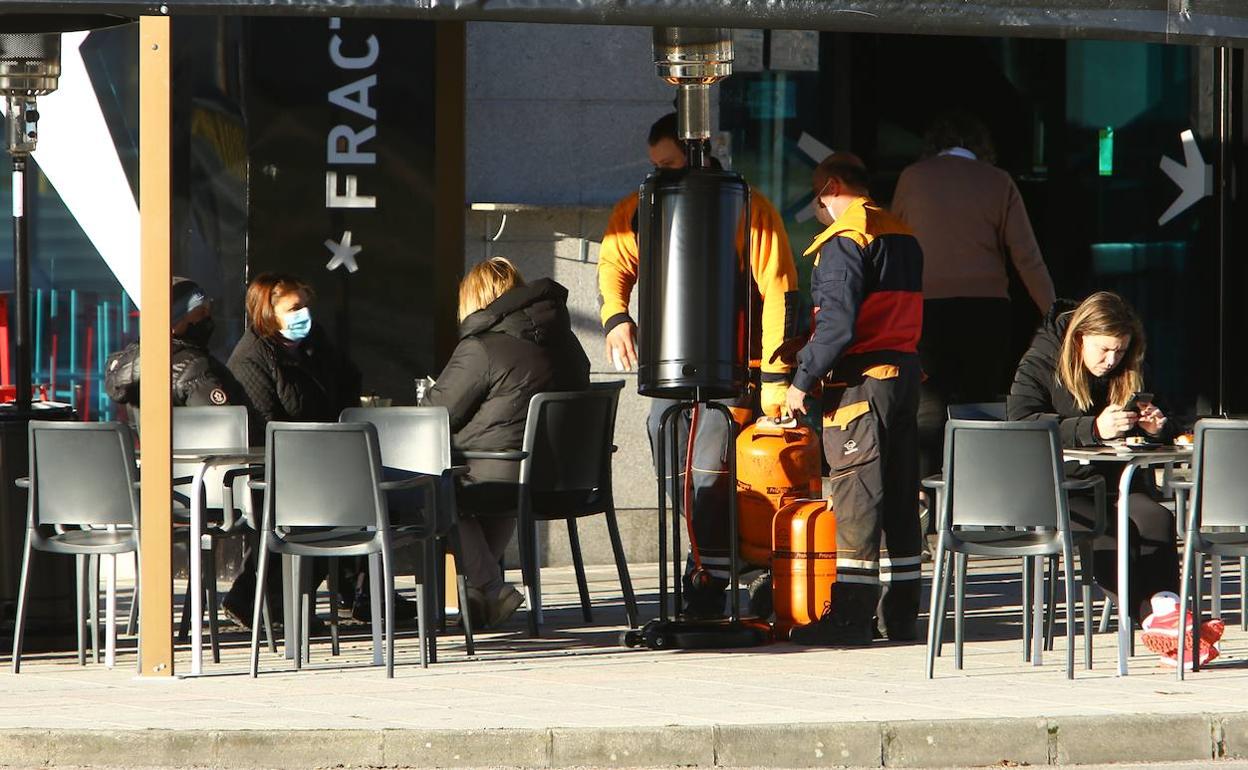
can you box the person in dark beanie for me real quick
[104,276,245,429]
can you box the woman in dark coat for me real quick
[1007,291,1179,624]
[425,257,590,627]
[226,273,360,437]
[221,272,364,625]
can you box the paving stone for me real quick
[550,725,713,767]
[882,717,1049,768]
[0,729,51,767]
[716,722,882,768]
[383,728,551,768]
[1050,713,1214,765]
[1218,712,1248,759]
[46,729,219,768]
[215,729,382,769]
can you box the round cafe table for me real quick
[1062,443,1191,676]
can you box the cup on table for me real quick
[414,376,436,406]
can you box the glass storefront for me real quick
[0,23,138,420]
[0,24,1233,424]
[719,33,1219,420]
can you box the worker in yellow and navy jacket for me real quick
[784,152,924,646]
[598,112,801,619]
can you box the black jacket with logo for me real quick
[227,323,361,438]
[104,337,246,429]
[425,278,590,483]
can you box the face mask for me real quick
[812,178,835,226]
[180,318,215,347]
[280,307,312,341]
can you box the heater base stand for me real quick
[621,616,771,650]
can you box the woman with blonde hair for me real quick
[1008,291,1186,653]
[425,257,590,627]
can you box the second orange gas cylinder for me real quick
[772,499,837,639]
[735,416,821,568]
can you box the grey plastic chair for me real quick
[339,406,476,665]
[248,421,435,678]
[460,381,638,638]
[924,419,1104,679]
[946,402,1007,421]
[172,405,274,661]
[12,421,141,673]
[1170,450,1246,636]
[1171,419,1248,679]
[939,403,1105,667]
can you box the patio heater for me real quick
[0,32,60,412]
[623,27,769,650]
[0,20,121,648]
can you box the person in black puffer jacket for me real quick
[425,257,590,627]
[104,277,245,430]
[1007,291,1179,621]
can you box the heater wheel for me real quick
[620,621,672,650]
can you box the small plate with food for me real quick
[1103,436,1169,452]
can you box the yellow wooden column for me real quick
[138,14,173,677]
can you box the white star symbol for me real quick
[324,230,363,273]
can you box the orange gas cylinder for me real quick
[735,416,821,568]
[772,499,837,639]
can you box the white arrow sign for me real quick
[1158,129,1212,226]
[794,132,835,223]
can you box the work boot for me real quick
[350,589,420,623]
[789,582,878,647]
[879,580,921,642]
[790,605,874,646]
[747,571,773,620]
[681,571,728,620]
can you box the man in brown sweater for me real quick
[892,112,1056,486]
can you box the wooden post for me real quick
[138,14,173,677]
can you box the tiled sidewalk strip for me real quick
[2,713,1247,768]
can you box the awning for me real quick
[2,1,1248,46]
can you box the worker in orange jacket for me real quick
[598,112,801,618]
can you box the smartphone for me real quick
[1124,391,1154,412]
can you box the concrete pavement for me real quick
[1,559,1246,768]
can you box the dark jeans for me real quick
[1069,492,1180,614]
[917,297,1013,485]
[647,395,750,612]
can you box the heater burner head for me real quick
[0,33,60,96]
[653,27,733,86]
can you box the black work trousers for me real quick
[821,356,923,626]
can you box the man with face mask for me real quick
[598,112,801,619]
[782,153,924,646]
[105,277,245,429]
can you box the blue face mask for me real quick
[280,307,312,341]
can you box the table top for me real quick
[1063,444,1191,463]
[168,447,264,462]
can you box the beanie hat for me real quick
[171,277,208,324]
